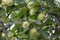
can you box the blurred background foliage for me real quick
[0,0,60,40]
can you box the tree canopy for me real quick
[0,0,60,40]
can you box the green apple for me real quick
[29,28,38,40]
[30,28,37,35]
[38,13,45,21]
[6,0,13,6]
[27,1,39,9]
[29,9,35,15]
[22,21,30,29]
[1,0,13,6]
[31,7,38,12]
[1,0,7,6]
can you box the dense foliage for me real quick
[0,0,60,40]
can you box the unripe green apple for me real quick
[27,1,39,9]
[30,28,37,35]
[31,7,38,12]
[29,28,38,40]
[37,13,45,21]
[54,0,59,5]
[2,33,5,37]
[1,0,7,6]
[1,0,13,6]
[29,7,38,15]
[6,0,13,6]
[22,21,30,29]
[29,9,35,15]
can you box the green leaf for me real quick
[14,0,25,4]
[37,28,49,40]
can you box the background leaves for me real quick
[0,0,60,40]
